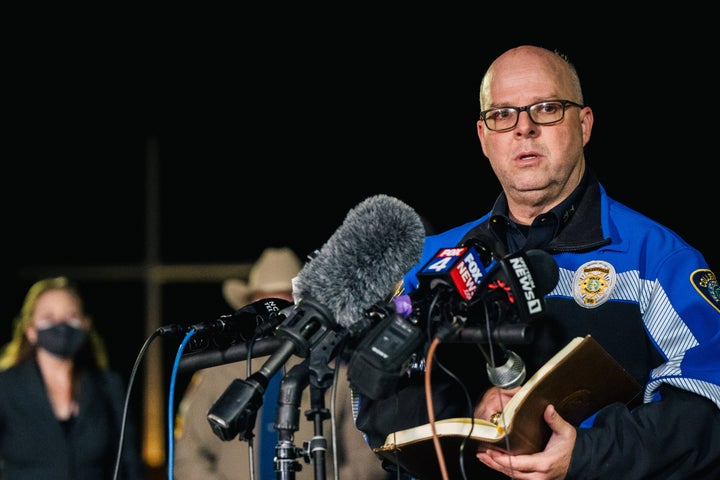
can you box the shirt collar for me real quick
[489,169,590,251]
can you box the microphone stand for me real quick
[304,328,347,480]
[304,375,331,480]
[274,359,310,479]
[273,326,347,479]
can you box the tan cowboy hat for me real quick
[222,247,302,309]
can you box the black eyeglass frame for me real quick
[479,99,584,132]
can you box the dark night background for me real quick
[2,12,716,476]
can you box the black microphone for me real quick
[180,297,294,359]
[206,194,425,441]
[179,337,284,373]
[178,298,293,372]
[472,248,559,322]
[188,297,293,337]
[472,249,558,388]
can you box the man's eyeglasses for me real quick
[479,100,584,132]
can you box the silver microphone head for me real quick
[486,349,526,388]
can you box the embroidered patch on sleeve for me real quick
[691,269,720,313]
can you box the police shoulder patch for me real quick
[572,260,616,309]
[691,269,720,313]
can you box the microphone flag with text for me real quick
[348,244,559,399]
[206,194,426,442]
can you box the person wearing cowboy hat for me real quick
[173,247,392,479]
[220,247,302,311]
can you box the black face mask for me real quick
[36,323,88,359]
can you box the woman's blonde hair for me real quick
[0,276,109,370]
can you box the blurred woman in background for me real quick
[0,276,143,480]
